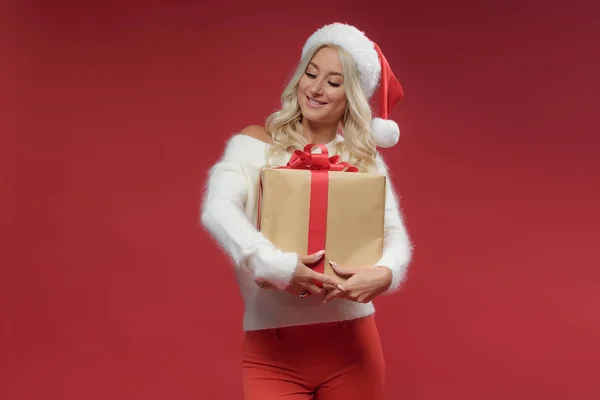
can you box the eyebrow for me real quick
[308,62,343,77]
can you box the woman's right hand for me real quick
[286,251,347,298]
[255,250,347,299]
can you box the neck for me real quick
[301,118,339,144]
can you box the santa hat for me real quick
[301,23,404,148]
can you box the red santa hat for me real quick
[301,23,404,148]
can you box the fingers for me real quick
[323,288,345,303]
[309,269,346,292]
[307,283,326,296]
[291,282,325,296]
[329,261,358,278]
[254,279,276,290]
[299,250,326,266]
[286,286,303,296]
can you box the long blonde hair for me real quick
[265,44,378,172]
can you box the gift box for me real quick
[257,144,386,284]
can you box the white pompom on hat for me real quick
[301,23,405,148]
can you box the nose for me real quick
[310,79,324,96]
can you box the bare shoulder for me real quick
[239,125,273,144]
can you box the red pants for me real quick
[242,315,385,399]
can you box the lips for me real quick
[307,96,327,106]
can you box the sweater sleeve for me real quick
[200,137,298,290]
[374,153,413,294]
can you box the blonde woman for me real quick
[201,23,412,400]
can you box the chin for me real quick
[300,109,320,122]
[305,113,341,125]
[303,114,328,124]
[300,107,333,124]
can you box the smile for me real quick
[307,96,327,106]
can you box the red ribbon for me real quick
[279,144,358,279]
[284,144,359,173]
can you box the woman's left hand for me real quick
[323,261,392,303]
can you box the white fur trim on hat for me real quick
[301,23,381,98]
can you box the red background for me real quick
[2,0,600,399]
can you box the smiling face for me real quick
[297,46,348,125]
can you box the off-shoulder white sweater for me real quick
[200,134,411,331]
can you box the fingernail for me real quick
[337,284,346,291]
[317,250,325,256]
[329,261,336,266]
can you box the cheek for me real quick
[329,88,346,101]
[297,76,310,94]
[328,89,347,111]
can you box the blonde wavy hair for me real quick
[265,44,378,173]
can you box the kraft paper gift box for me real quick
[257,144,386,285]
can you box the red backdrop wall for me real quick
[3,0,599,399]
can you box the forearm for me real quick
[200,162,298,290]
[377,224,412,294]
[374,154,413,294]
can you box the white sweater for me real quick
[200,133,412,331]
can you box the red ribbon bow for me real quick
[283,144,358,172]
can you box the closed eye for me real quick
[305,71,341,87]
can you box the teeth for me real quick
[309,98,325,105]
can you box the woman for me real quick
[201,22,412,399]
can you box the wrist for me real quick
[374,265,393,290]
[249,246,298,290]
